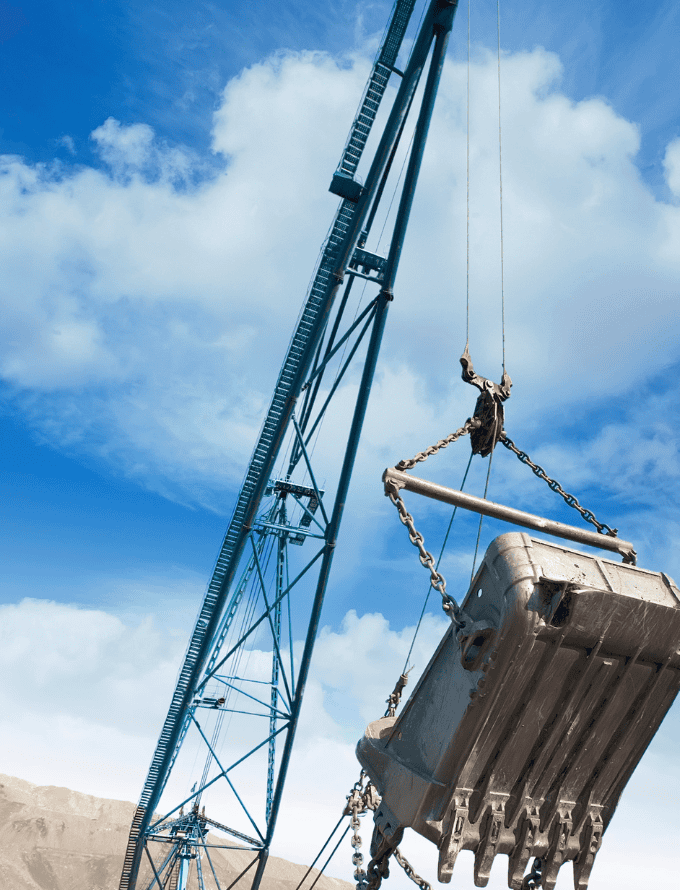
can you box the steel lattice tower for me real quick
[120,2,461,888]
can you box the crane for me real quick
[119,2,464,889]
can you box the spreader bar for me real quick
[383,467,636,564]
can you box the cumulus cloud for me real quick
[4,33,680,890]
[2,595,677,889]
[0,45,678,509]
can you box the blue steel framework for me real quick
[119,2,461,889]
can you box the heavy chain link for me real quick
[395,419,478,471]
[364,851,392,890]
[521,857,542,889]
[345,772,379,889]
[393,849,431,890]
[384,478,464,628]
[386,422,479,629]
[384,672,409,718]
[346,678,431,890]
[500,434,618,537]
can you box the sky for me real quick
[1,0,680,888]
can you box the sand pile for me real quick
[0,774,352,890]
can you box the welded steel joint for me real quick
[460,346,512,457]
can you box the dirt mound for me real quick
[0,774,351,890]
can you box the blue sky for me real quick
[1,1,680,887]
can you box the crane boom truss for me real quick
[120,3,460,889]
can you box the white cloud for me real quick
[58,134,76,155]
[0,45,678,508]
[2,595,678,889]
[0,598,182,735]
[3,30,680,890]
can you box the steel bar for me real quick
[189,714,264,840]
[253,521,324,540]
[382,2,459,291]
[143,843,165,890]
[297,306,378,450]
[198,547,326,690]
[383,467,635,560]
[302,296,378,390]
[217,682,290,719]
[199,836,223,890]
[288,493,326,532]
[290,276,357,472]
[222,855,259,890]
[248,534,293,706]
[148,723,288,832]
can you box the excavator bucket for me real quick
[357,532,680,889]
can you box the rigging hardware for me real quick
[363,361,664,889]
[384,468,636,564]
[460,347,511,457]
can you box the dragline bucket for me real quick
[357,532,680,889]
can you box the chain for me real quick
[393,849,431,890]
[521,857,542,889]
[345,772,381,889]
[384,672,410,718]
[386,421,478,629]
[345,678,431,890]
[501,434,618,537]
[365,851,392,890]
[384,478,465,628]
[389,417,472,628]
[395,418,478,470]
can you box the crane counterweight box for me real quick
[356,532,680,890]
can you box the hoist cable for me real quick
[470,449,494,582]
[402,451,474,674]
[496,0,506,371]
[465,0,470,348]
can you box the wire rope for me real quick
[496,0,506,371]
[305,826,352,890]
[465,0,470,348]
[470,449,494,582]
[186,540,272,807]
[401,451,474,674]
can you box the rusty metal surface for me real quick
[356,532,680,889]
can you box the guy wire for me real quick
[497,0,506,372]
